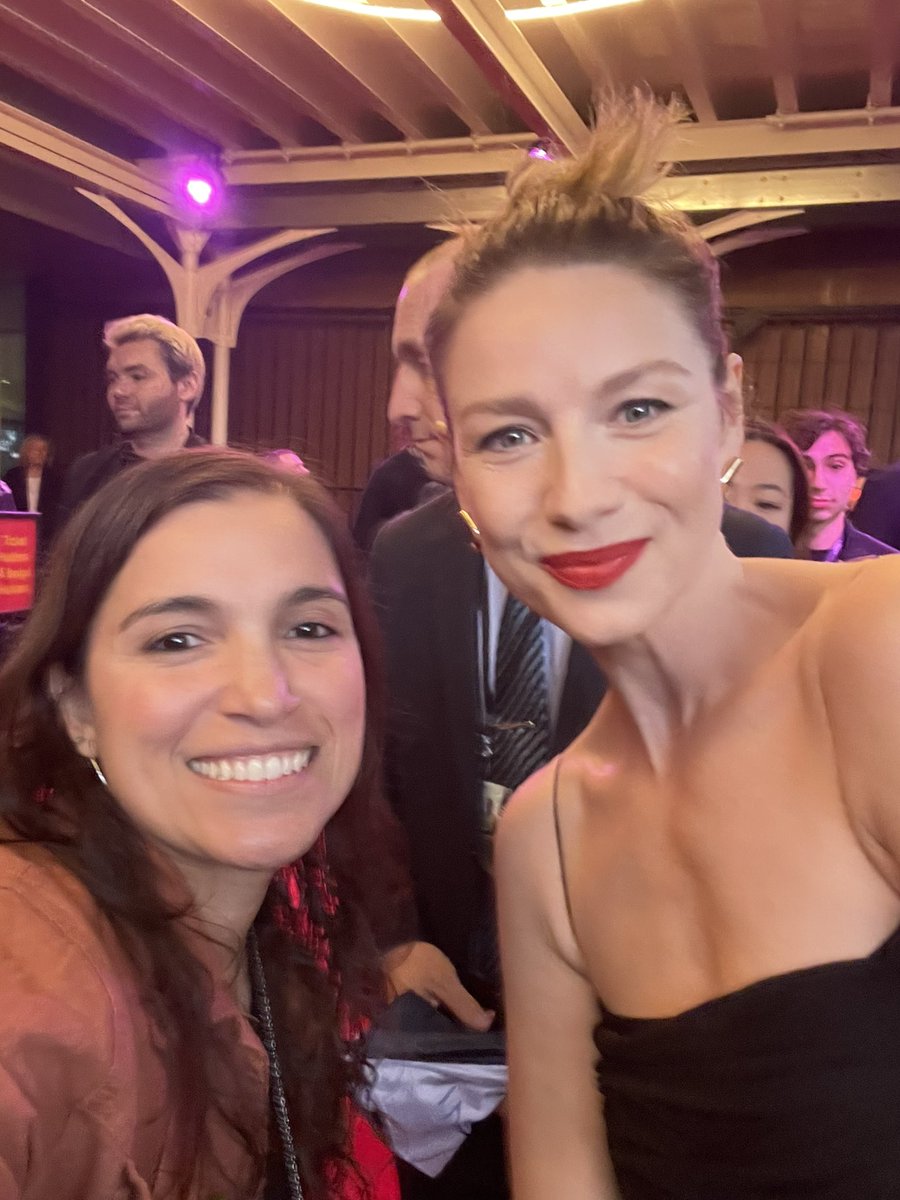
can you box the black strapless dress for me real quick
[595,926,900,1200]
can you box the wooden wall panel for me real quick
[739,316,900,465]
[229,308,393,515]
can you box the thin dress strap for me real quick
[551,755,577,936]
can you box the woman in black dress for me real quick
[427,93,900,1199]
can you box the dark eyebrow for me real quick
[119,586,348,633]
[457,358,692,419]
[753,483,788,495]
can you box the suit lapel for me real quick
[426,494,483,817]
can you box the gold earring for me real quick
[458,509,481,541]
[720,457,743,486]
[434,418,449,437]
[89,757,108,788]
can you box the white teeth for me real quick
[188,749,312,783]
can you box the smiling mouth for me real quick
[540,539,649,590]
[188,748,313,783]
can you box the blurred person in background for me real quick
[781,408,896,560]
[722,419,809,545]
[2,434,62,543]
[850,458,900,550]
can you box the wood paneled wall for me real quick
[738,315,900,465]
[229,308,394,514]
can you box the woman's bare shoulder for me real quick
[815,555,900,662]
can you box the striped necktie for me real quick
[489,594,551,792]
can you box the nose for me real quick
[807,461,826,492]
[387,364,422,429]
[219,642,300,724]
[543,434,623,530]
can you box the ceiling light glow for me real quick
[295,0,639,21]
[185,177,215,207]
[174,161,225,219]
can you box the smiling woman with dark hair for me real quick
[0,449,402,1200]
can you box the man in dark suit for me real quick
[2,435,62,542]
[370,243,793,1200]
[851,461,900,551]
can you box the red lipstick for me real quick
[540,539,648,590]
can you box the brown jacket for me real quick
[0,840,269,1199]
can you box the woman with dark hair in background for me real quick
[0,449,401,1199]
[723,418,810,545]
[428,93,900,1199]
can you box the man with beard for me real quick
[57,314,206,527]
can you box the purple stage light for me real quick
[174,161,224,218]
[185,176,215,207]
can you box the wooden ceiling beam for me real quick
[384,20,505,136]
[0,100,178,216]
[63,0,320,148]
[164,0,371,143]
[0,148,148,255]
[429,0,590,152]
[551,18,615,94]
[199,112,900,188]
[222,162,900,228]
[654,0,717,123]
[265,0,431,139]
[0,0,261,150]
[0,20,193,154]
[868,0,897,110]
[757,0,799,116]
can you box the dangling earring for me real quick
[458,509,481,547]
[89,757,108,787]
[720,457,743,486]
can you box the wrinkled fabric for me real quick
[0,839,269,1200]
[364,1059,507,1177]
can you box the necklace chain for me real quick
[248,929,305,1200]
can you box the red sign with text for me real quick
[0,512,38,613]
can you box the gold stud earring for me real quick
[434,418,449,437]
[720,457,743,486]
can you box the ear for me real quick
[48,666,97,759]
[176,371,200,412]
[719,353,745,461]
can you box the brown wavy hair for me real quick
[0,449,406,1199]
[428,90,729,397]
[780,407,872,476]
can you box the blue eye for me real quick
[146,631,201,653]
[479,427,535,452]
[618,400,671,425]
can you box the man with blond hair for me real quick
[57,314,206,526]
